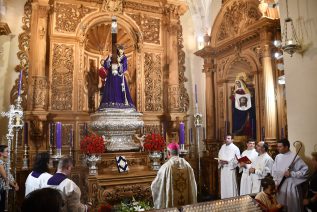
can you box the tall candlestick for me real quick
[70,128,73,148]
[56,122,62,149]
[203,127,206,140]
[83,123,88,136]
[195,84,198,103]
[224,120,227,138]
[251,119,254,139]
[17,70,23,96]
[49,122,55,146]
[24,122,28,145]
[189,128,193,144]
[179,122,185,145]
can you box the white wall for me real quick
[279,0,317,161]
[0,0,26,141]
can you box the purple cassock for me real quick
[99,54,135,110]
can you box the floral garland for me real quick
[80,133,105,155]
[143,133,165,152]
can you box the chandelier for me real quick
[281,0,301,56]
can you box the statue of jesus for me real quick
[98,45,135,110]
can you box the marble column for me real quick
[261,30,277,143]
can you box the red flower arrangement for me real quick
[143,133,165,152]
[80,134,105,155]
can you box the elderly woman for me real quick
[303,152,317,211]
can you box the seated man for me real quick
[151,143,197,209]
[43,157,89,212]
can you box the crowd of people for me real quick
[0,136,316,211]
[218,135,317,212]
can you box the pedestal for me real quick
[90,108,143,151]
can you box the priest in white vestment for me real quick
[44,157,89,212]
[272,139,309,212]
[151,143,197,209]
[218,134,240,199]
[249,141,274,193]
[239,140,258,195]
[25,152,52,196]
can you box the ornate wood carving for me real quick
[216,0,261,42]
[103,184,152,205]
[144,124,161,134]
[101,0,123,13]
[127,13,160,45]
[124,1,164,14]
[54,3,96,33]
[144,52,163,112]
[51,44,74,110]
[60,124,73,147]
[168,85,180,113]
[0,22,11,35]
[32,76,48,109]
[10,0,32,109]
[177,23,189,112]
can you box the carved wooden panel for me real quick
[54,2,96,33]
[51,44,74,110]
[32,76,47,109]
[144,52,163,112]
[124,1,164,14]
[168,85,180,112]
[127,13,160,45]
[216,0,261,42]
[101,0,123,13]
[177,24,189,112]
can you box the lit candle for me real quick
[179,122,185,145]
[195,84,198,103]
[56,122,62,149]
[24,122,28,145]
[18,70,23,96]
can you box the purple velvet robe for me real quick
[99,54,134,109]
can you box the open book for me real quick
[235,155,252,164]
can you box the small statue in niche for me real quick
[85,60,99,113]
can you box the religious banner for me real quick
[235,93,252,111]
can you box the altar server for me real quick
[272,139,309,212]
[44,157,89,212]
[218,134,240,198]
[249,141,274,193]
[25,152,52,196]
[239,140,258,195]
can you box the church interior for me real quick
[0,0,316,211]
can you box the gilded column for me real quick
[204,57,216,141]
[166,8,181,113]
[261,30,277,143]
[164,4,188,140]
[28,1,49,110]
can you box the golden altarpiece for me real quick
[10,0,190,207]
[195,0,287,196]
